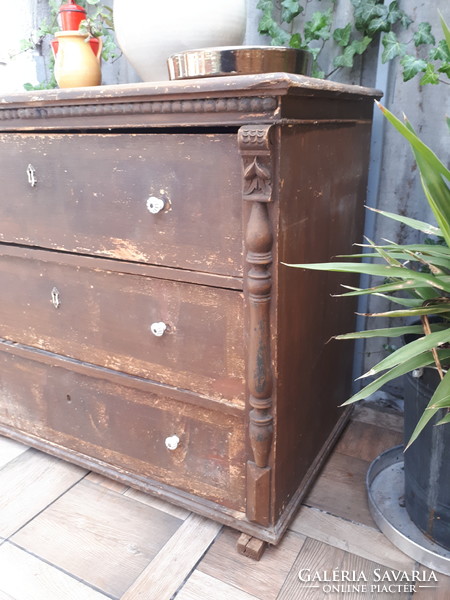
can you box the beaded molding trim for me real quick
[0,96,278,121]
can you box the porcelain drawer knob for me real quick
[150,322,167,337]
[165,435,180,451]
[146,196,166,214]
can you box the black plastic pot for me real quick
[403,367,450,550]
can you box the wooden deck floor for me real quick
[0,406,449,599]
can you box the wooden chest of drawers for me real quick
[0,74,379,547]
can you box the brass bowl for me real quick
[167,46,312,80]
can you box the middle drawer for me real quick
[0,251,245,404]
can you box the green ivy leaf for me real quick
[382,31,407,63]
[281,0,303,25]
[367,14,392,37]
[399,13,413,29]
[19,39,35,52]
[352,0,385,33]
[333,24,352,47]
[289,32,303,49]
[312,66,325,79]
[400,54,428,81]
[304,9,333,42]
[429,40,450,62]
[438,62,450,77]
[414,22,436,47]
[307,46,322,60]
[258,12,274,35]
[352,36,372,54]
[386,1,400,23]
[420,63,440,84]
[333,45,356,68]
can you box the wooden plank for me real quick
[277,537,347,600]
[339,553,410,599]
[124,487,190,520]
[121,513,221,600]
[85,471,129,494]
[0,543,109,600]
[198,528,305,600]
[305,451,374,527]
[290,505,414,572]
[176,571,261,600]
[12,479,183,598]
[0,449,86,538]
[335,420,403,462]
[352,406,404,433]
[0,436,28,468]
[412,567,450,599]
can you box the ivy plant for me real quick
[257,0,450,83]
[18,0,118,90]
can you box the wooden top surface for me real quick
[1,73,381,107]
[0,73,382,131]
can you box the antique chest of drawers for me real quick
[0,74,379,549]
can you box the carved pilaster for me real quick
[239,125,274,526]
[239,126,273,203]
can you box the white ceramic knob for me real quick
[165,435,180,451]
[146,196,166,214]
[150,322,167,337]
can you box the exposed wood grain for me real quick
[335,420,403,462]
[0,349,247,511]
[124,487,190,520]
[0,449,86,538]
[121,513,221,600]
[0,543,109,600]
[305,451,374,527]
[12,479,183,598]
[353,405,404,433]
[0,436,28,468]
[0,252,245,402]
[339,553,410,599]
[0,133,243,277]
[176,571,261,600]
[277,537,347,600]
[198,528,305,600]
[290,505,414,572]
[236,533,267,560]
[412,568,450,599]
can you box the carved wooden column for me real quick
[238,125,274,527]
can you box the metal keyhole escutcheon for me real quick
[27,164,37,187]
[51,287,60,309]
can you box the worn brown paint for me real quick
[0,74,381,550]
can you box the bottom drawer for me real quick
[0,346,246,511]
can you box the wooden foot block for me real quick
[236,533,267,561]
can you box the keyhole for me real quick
[27,164,37,187]
[51,287,60,309]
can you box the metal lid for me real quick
[167,46,312,80]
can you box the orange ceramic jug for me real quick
[53,31,102,88]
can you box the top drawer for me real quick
[0,133,243,276]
